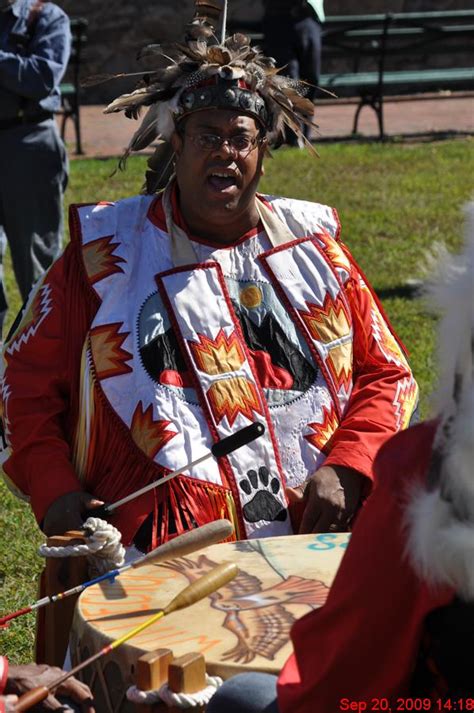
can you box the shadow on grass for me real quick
[374,284,422,300]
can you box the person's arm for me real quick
[289,253,418,532]
[0,9,70,100]
[1,249,98,532]
[324,261,418,477]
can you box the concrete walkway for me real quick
[63,93,474,158]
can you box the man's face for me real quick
[171,109,266,233]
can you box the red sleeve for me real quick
[0,656,8,695]
[1,249,83,525]
[324,261,418,487]
[278,422,454,713]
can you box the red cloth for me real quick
[0,656,8,704]
[2,195,416,544]
[278,421,454,712]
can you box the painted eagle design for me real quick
[161,554,328,664]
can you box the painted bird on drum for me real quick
[161,553,328,664]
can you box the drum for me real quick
[71,533,349,712]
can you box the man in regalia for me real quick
[0,1,418,552]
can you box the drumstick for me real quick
[13,562,238,712]
[0,519,233,628]
[88,422,265,519]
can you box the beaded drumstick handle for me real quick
[13,562,238,712]
[88,422,265,518]
[0,519,234,628]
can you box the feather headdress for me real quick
[97,0,318,192]
[406,203,474,599]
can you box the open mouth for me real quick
[207,171,238,192]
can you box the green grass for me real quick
[0,138,472,663]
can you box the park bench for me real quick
[229,10,474,139]
[58,17,88,155]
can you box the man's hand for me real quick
[43,491,104,536]
[287,465,364,533]
[6,663,94,711]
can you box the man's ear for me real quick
[171,131,183,155]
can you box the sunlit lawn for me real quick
[0,137,472,662]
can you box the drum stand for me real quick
[134,648,208,712]
[35,531,88,667]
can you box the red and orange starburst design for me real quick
[393,377,418,431]
[130,402,178,459]
[319,234,352,273]
[299,293,351,345]
[89,323,133,380]
[326,342,353,393]
[208,377,261,426]
[305,404,340,454]
[82,235,126,284]
[370,298,408,368]
[6,283,52,355]
[190,329,245,375]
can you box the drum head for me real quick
[73,533,349,686]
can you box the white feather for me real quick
[426,202,474,427]
[221,0,228,44]
[406,202,474,598]
[155,93,182,140]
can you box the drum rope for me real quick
[38,517,126,575]
[126,674,223,707]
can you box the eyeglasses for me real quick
[185,132,265,156]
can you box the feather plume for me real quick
[102,0,320,189]
[145,141,176,195]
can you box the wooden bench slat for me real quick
[320,67,474,89]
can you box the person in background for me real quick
[0,0,70,336]
[262,1,324,146]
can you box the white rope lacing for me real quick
[38,517,125,575]
[126,674,223,708]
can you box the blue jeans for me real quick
[207,673,280,713]
[0,118,67,333]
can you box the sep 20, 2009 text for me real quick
[339,699,474,712]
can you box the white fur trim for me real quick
[426,202,474,429]
[406,485,474,600]
[406,202,474,600]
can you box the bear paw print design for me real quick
[239,466,287,523]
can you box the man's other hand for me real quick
[43,491,104,536]
[6,663,94,711]
[286,465,364,533]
